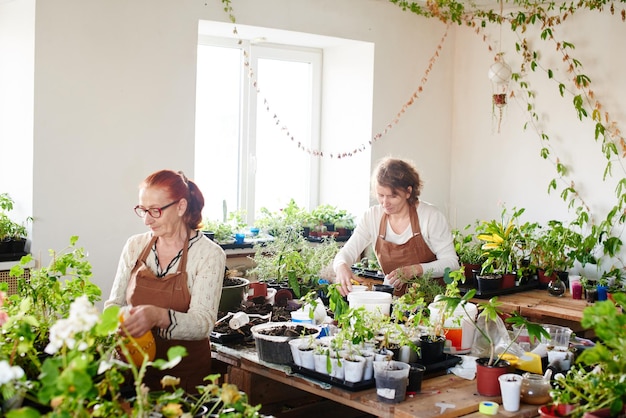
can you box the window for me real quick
[195,21,374,226]
[195,37,321,223]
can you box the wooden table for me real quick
[212,344,540,418]
[473,289,591,337]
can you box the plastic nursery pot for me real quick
[418,335,446,365]
[407,363,426,393]
[476,274,503,293]
[373,360,411,404]
[475,358,511,397]
[219,277,250,312]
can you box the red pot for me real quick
[476,358,510,396]
[501,273,516,289]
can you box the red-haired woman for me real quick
[105,169,225,393]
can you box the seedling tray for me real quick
[422,354,463,375]
[460,280,539,299]
[289,363,375,391]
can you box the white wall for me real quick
[0,0,34,244]
[23,0,453,305]
[449,10,626,275]
[6,0,623,301]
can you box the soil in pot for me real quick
[476,358,511,396]
[476,274,503,293]
[251,322,320,365]
[418,335,445,365]
[219,277,250,312]
[373,360,410,404]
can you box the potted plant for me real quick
[3,236,101,380]
[334,213,356,238]
[247,227,339,298]
[255,199,312,237]
[453,223,487,285]
[476,207,527,290]
[532,220,583,287]
[0,193,31,257]
[549,294,626,417]
[426,268,478,355]
[437,288,549,396]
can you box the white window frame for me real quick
[196,36,322,223]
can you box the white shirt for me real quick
[332,202,459,278]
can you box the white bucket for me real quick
[290,309,314,324]
[347,291,392,316]
[428,301,478,353]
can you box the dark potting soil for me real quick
[255,324,318,337]
[212,304,294,342]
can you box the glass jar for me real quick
[548,277,566,297]
[520,373,552,405]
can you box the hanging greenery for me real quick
[216,0,625,276]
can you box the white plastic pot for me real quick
[347,291,392,316]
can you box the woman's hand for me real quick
[336,264,362,296]
[385,264,423,289]
[121,305,170,338]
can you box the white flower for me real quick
[0,360,25,385]
[44,295,100,354]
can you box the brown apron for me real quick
[126,234,211,394]
[374,204,439,296]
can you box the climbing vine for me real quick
[216,0,625,274]
[390,0,626,273]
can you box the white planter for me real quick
[298,346,316,370]
[329,355,344,379]
[361,350,375,380]
[374,348,393,362]
[288,339,302,366]
[314,353,329,375]
[342,355,366,383]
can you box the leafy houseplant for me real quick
[532,220,584,278]
[247,227,339,298]
[0,193,31,255]
[255,198,313,237]
[549,293,626,417]
[3,236,101,380]
[476,207,526,276]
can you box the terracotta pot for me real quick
[476,358,510,396]
[501,273,516,289]
[462,263,481,287]
[538,269,555,288]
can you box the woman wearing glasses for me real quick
[105,169,225,393]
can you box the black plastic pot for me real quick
[418,335,445,364]
[476,274,503,292]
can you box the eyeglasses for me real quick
[134,200,180,218]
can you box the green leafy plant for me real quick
[4,236,101,379]
[532,220,586,277]
[550,293,626,417]
[436,289,548,367]
[1,238,264,417]
[453,223,486,265]
[247,227,339,298]
[476,207,526,275]
[0,193,31,242]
